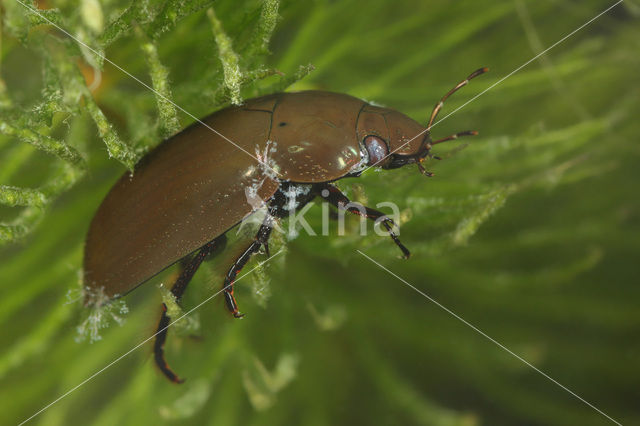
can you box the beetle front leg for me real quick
[154,237,224,383]
[223,214,273,318]
[320,183,410,259]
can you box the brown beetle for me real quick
[84,68,487,382]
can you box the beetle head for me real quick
[359,67,488,176]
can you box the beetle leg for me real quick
[223,214,273,318]
[153,237,224,383]
[154,304,182,383]
[262,239,270,257]
[320,183,411,259]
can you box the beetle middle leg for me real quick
[223,213,273,318]
[319,183,410,259]
[153,235,226,383]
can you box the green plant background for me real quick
[1,0,639,425]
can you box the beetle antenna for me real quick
[426,67,488,131]
[432,130,478,145]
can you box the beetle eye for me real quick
[363,135,388,166]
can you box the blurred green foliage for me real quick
[1,0,639,425]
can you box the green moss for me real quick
[207,7,243,105]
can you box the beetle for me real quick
[84,68,488,383]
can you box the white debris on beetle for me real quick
[256,140,281,181]
[245,185,267,211]
[238,140,285,235]
[242,140,281,215]
[279,183,315,240]
[75,286,128,343]
[282,184,311,212]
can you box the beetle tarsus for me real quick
[223,214,273,318]
[154,304,186,384]
[320,183,411,259]
[417,161,435,177]
[380,218,411,259]
[153,238,223,383]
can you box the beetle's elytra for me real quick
[84,68,488,383]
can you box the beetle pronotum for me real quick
[84,68,488,382]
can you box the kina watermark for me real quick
[239,185,402,240]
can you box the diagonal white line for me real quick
[18,249,285,426]
[361,0,624,175]
[357,250,622,426]
[14,1,624,424]
[14,0,278,175]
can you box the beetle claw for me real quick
[417,161,435,177]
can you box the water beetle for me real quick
[84,68,488,382]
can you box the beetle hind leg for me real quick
[153,236,224,383]
[223,214,273,318]
[154,304,183,383]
